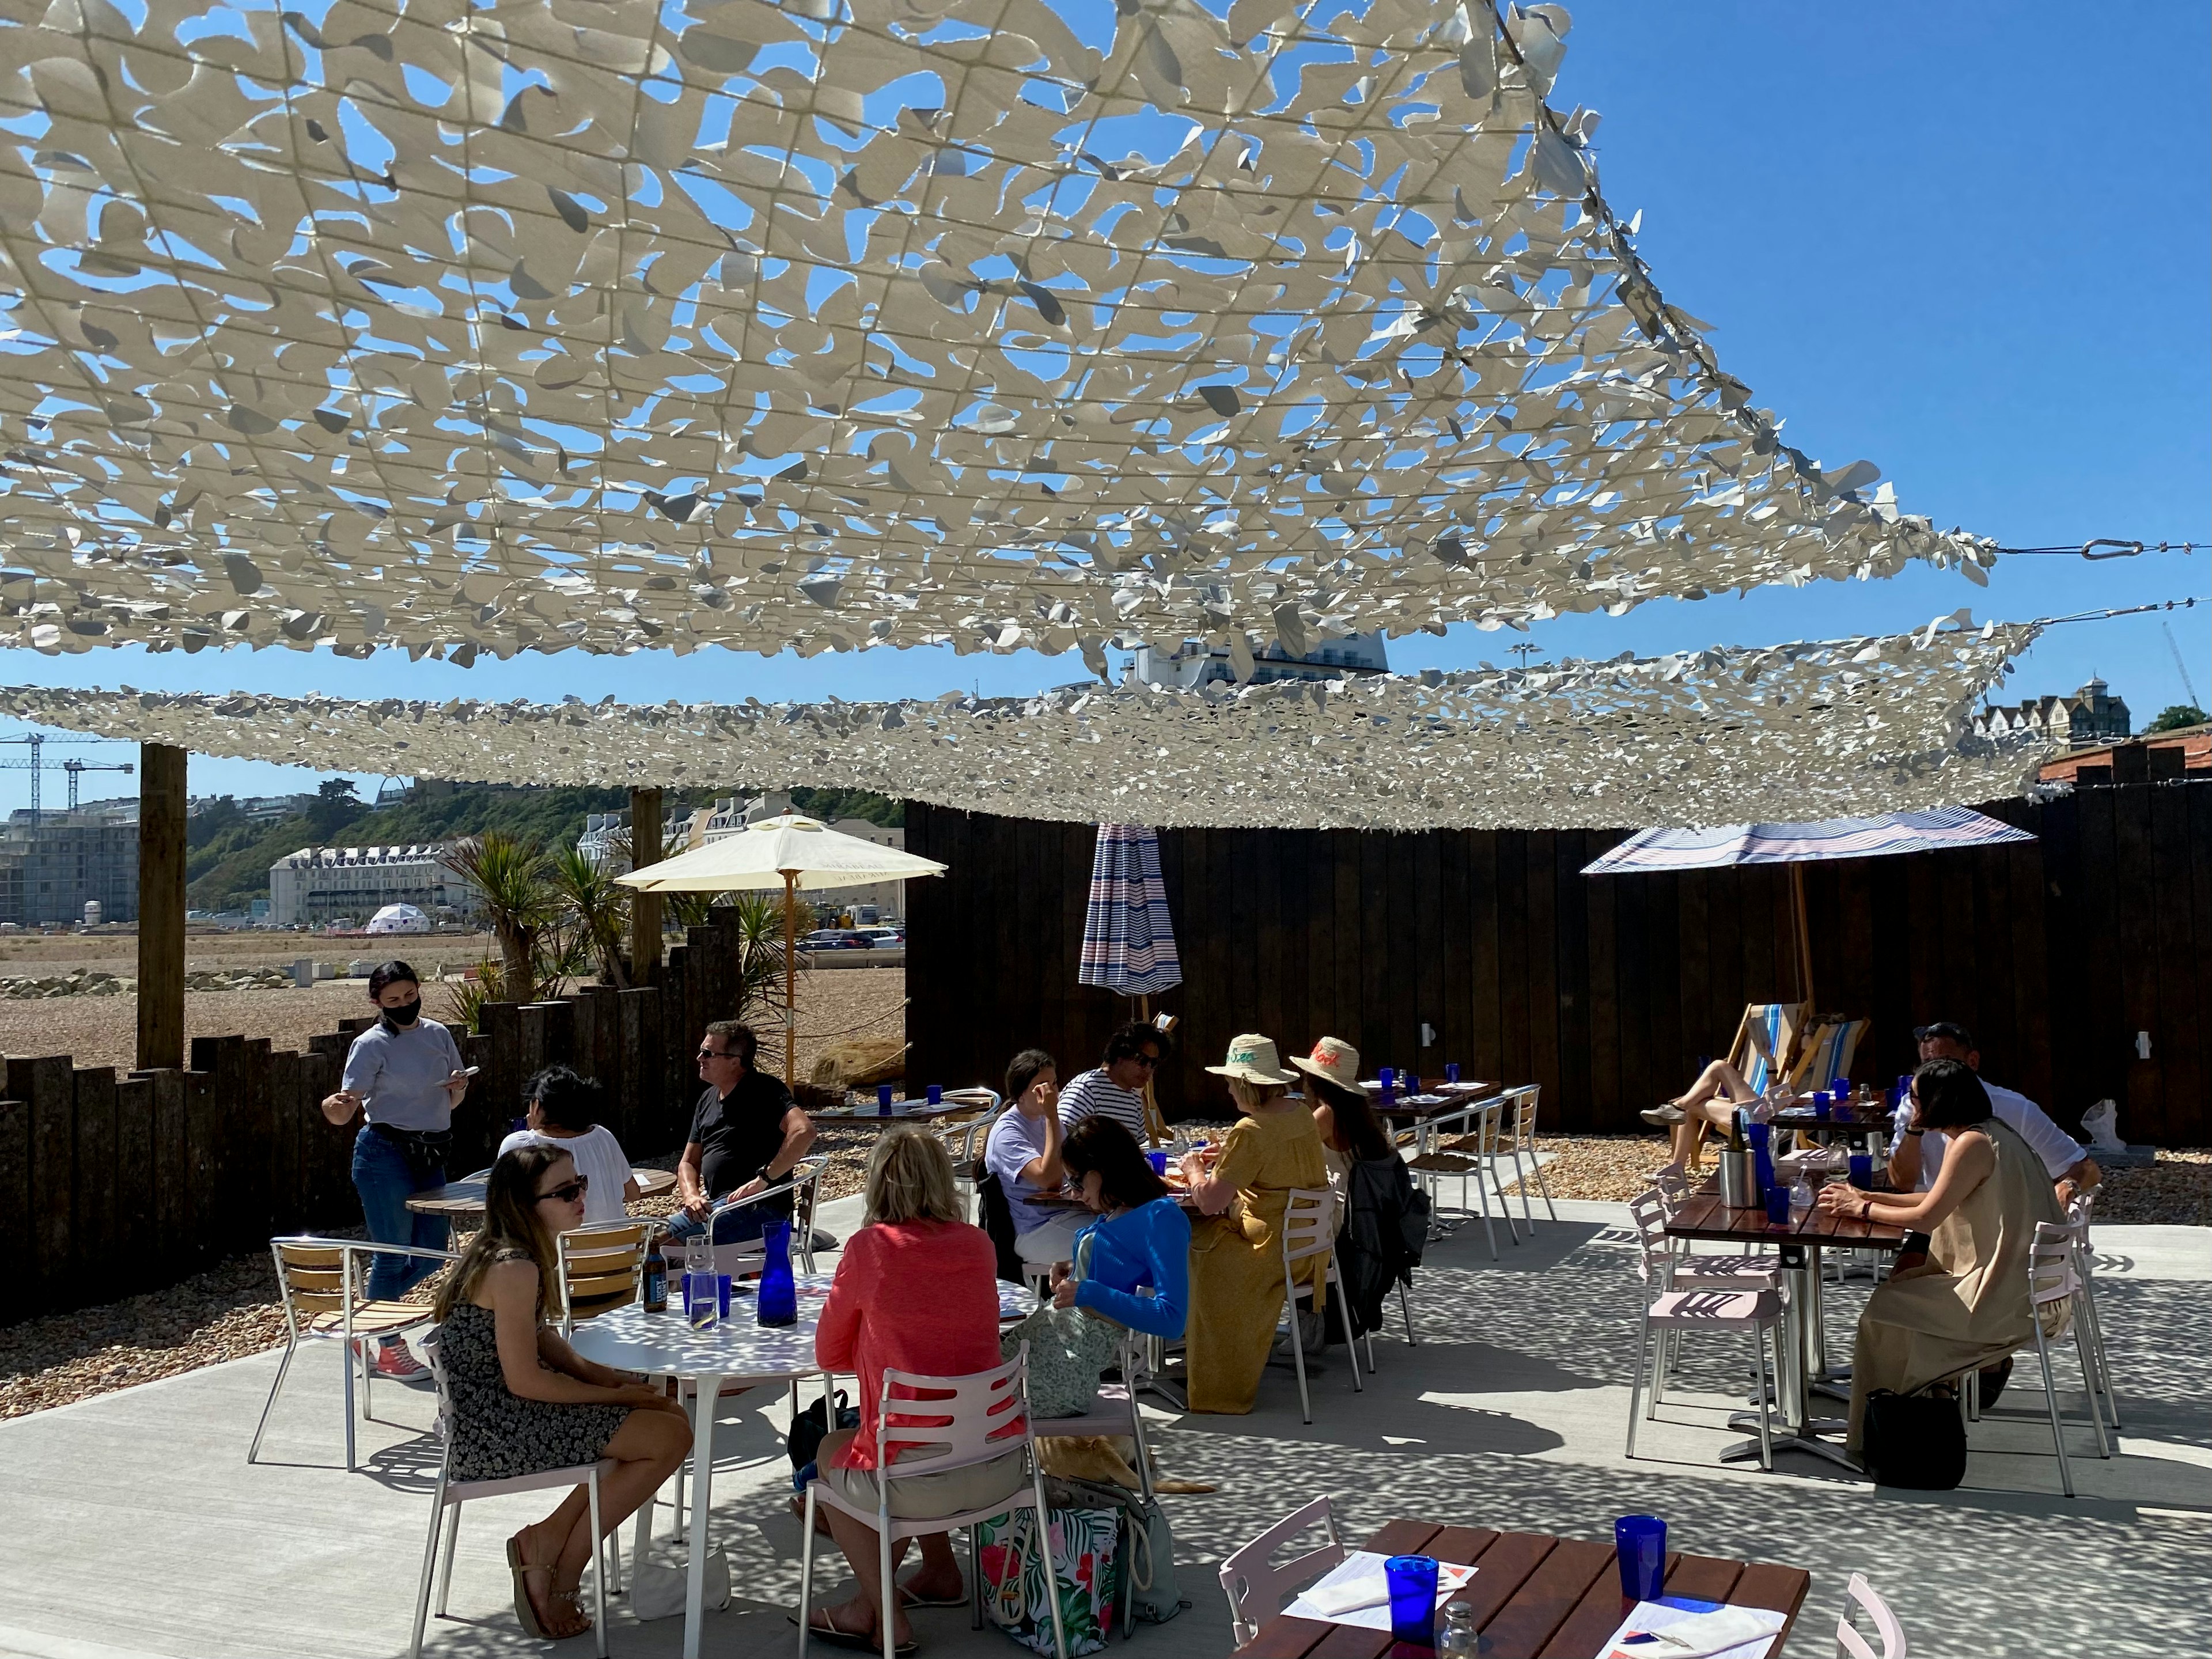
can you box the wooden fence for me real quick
[905,780,2211,1149]
[0,908,763,1321]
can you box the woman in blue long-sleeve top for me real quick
[1050,1116,1191,1338]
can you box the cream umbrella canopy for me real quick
[618,813,946,1084]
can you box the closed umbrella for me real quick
[619,812,947,1084]
[1080,824,1181,1142]
[1581,806,2035,1006]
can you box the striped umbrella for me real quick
[1079,824,1183,998]
[1581,808,2035,1005]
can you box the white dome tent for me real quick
[363,904,433,937]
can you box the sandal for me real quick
[791,1605,918,1656]
[897,1578,968,1609]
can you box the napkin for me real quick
[1302,1574,1391,1616]
[1280,1552,1478,1632]
[1602,1600,1786,1659]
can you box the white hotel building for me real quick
[268,844,474,927]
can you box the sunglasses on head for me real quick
[538,1176,589,1204]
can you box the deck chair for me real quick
[1730,1001,1809,1096]
[1786,1017,1868,1093]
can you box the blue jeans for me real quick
[351,1126,451,1308]
[664,1205,775,1245]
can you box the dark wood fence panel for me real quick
[907,783,2211,1146]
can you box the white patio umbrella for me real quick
[618,812,946,1083]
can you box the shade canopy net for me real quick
[0,0,1991,664]
[0,619,2044,829]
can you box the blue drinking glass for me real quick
[1614,1516,1666,1601]
[1765,1184,1792,1227]
[1384,1555,1439,1646]
[1145,1149,1169,1175]
[877,1082,893,1115]
[926,1084,943,1105]
[1813,1092,1832,1120]
[1445,1063,1460,1084]
[1379,1066,1395,1088]
[1849,1153,1874,1190]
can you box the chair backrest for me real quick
[1787,1018,1869,1091]
[2028,1220,2081,1310]
[1217,1497,1346,1646]
[1834,1571,1907,1659]
[1730,1002,1808,1094]
[1503,1085,1541,1145]
[1645,1161,1690,1208]
[557,1221,650,1332]
[420,1324,457,1442]
[1279,1188,1337,1267]
[1626,1188,1674,1283]
[873,1349,1029,1483]
[271,1239,354,1329]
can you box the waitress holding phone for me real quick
[319,959,471,1382]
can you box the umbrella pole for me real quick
[783,869,798,1085]
[1136,993,1165,1148]
[1790,863,1815,1010]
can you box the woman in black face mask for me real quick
[320,960,472,1382]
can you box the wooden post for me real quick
[628,786,664,984]
[137,743,187,1073]
[1789,863,1815,1011]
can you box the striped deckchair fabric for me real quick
[1787,1019,1869,1092]
[1729,1003,1808,1095]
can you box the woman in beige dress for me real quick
[1181,1035,1330,1414]
[1817,1058,2062,1454]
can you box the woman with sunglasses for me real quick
[431,1142,689,1641]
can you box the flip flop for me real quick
[897,1581,969,1609]
[790,1607,919,1656]
[507,1537,548,1640]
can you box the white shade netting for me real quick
[0,0,1992,665]
[0,619,2046,829]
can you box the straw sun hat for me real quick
[1205,1033,1300,1086]
[1289,1036,1361,1095]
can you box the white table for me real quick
[568,1273,1036,1659]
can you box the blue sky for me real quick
[9,0,2208,810]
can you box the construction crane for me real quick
[2160,619,2203,711]
[0,734,135,827]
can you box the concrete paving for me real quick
[1,1192,2205,1659]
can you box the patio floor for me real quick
[1,1194,2205,1659]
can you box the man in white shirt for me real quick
[1888,1021,2100,1202]
[1055,1022,1165,1142]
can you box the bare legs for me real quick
[812,1426,962,1649]
[513,1402,689,1637]
[1664,1060,1760,1167]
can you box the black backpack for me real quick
[1861,1385,1967,1489]
[975,1166,1028,1287]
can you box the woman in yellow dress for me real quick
[1182,1034,1330,1414]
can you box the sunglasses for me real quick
[697,1047,737,1060]
[538,1176,590,1205]
[1130,1052,1160,1069]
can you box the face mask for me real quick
[382,998,422,1027]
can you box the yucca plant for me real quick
[442,958,504,1034]
[443,831,551,999]
[728,889,796,1026]
[549,843,631,988]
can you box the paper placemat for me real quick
[1598,1597,1785,1659]
[1279,1551,1477,1632]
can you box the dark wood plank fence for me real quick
[906,781,2210,1149]
[0,907,763,1322]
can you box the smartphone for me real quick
[461,1066,482,1077]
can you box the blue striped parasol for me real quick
[1079,824,1183,997]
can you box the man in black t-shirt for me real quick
[668,1020,816,1243]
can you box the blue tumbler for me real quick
[1614,1516,1666,1601]
[1384,1556,1439,1646]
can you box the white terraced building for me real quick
[267,845,473,928]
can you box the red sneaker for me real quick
[371,1343,431,1383]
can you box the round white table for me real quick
[567,1273,1036,1659]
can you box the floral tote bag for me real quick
[975,1505,1121,1656]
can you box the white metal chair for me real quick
[249,1235,453,1471]
[1217,1496,1347,1646]
[1834,1572,1907,1659]
[1498,1085,1558,1226]
[799,1349,1067,1659]
[2016,1217,2112,1496]
[1278,1188,1362,1425]
[556,1219,653,1336]
[704,1156,828,1274]
[408,1328,612,1659]
[1025,1330,1158,1499]
[1626,1283,1787,1471]
[2066,1189,2120,1430]
[1408,1093,1519,1258]
[1627,1187,1778,1400]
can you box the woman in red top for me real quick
[810,1128,1024,1653]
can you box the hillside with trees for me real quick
[185,780,904,912]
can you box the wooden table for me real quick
[406,1165,677,1217]
[1666,1177,1908,1470]
[806,1097,982,1128]
[1770,1100,1891,1147]
[1230,1517,1810,1658]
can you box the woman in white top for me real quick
[498,1066,641,1226]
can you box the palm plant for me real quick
[443,831,551,999]
[728,889,795,1027]
[549,843,631,988]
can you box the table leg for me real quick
[683,1372,722,1659]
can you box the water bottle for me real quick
[1790,1172,1814,1224]
[757,1219,798,1327]
[1437,1601,1479,1659]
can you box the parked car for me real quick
[858,928,906,948]
[803,929,870,950]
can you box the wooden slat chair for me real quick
[1785,1017,1869,1094]
[249,1236,453,1471]
[1730,1001,1809,1099]
[556,1220,653,1336]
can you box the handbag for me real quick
[628,1546,731,1620]
[787,1387,859,1477]
[976,1505,1121,1655]
[1047,1475,1187,1627]
[1861,1384,1967,1490]
[1001,1306,1120,1419]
